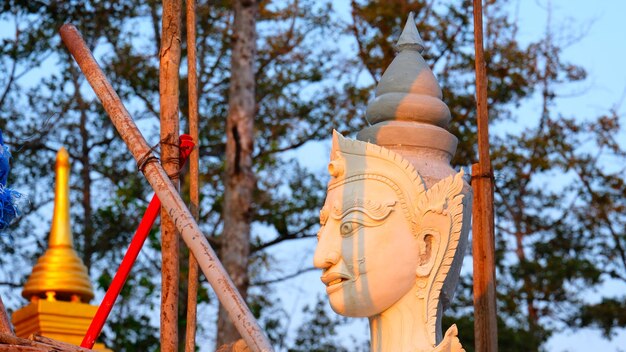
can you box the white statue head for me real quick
[313,131,468,347]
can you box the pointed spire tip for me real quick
[57,147,69,166]
[395,12,425,53]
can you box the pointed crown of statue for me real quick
[326,14,469,345]
[357,12,457,158]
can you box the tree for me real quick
[346,0,626,349]
[1,1,170,349]
[1,0,348,349]
[217,0,258,346]
[287,297,354,352]
[1,1,624,350]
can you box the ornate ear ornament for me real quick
[415,228,440,277]
[414,171,467,346]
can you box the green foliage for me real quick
[349,0,626,349]
[104,310,160,352]
[1,0,625,350]
[288,297,351,352]
[577,298,626,339]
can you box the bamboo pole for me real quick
[471,0,498,351]
[0,296,13,335]
[0,333,40,350]
[185,0,199,350]
[30,335,95,352]
[0,332,96,352]
[159,0,182,350]
[59,24,273,352]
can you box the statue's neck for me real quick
[368,287,433,352]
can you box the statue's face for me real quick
[313,178,419,317]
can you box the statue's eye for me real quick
[340,221,361,237]
[340,222,352,235]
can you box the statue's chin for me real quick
[327,291,388,318]
[325,275,416,318]
[329,299,373,318]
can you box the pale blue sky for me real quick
[516,2,626,350]
[289,1,626,351]
[2,1,625,350]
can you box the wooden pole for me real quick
[59,24,273,352]
[0,332,96,351]
[160,0,183,350]
[471,1,498,351]
[0,296,13,335]
[185,0,199,350]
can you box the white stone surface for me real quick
[314,133,470,351]
[314,13,471,351]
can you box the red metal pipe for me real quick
[81,135,194,349]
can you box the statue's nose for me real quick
[313,250,340,269]
[325,251,340,266]
[313,226,340,269]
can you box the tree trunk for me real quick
[217,0,257,347]
[159,0,182,350]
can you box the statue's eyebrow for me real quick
[331,198,396,221]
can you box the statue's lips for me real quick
[320,271,352,294]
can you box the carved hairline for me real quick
[329,131,426,194]
[327,131,427,227]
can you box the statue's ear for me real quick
[415,227,440,277]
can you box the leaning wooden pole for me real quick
[471,1,498,351]
[59,24,273,352]
[159,0,183,350]
[185,0,199,350]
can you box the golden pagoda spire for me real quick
[49,147,73,248]
[12,148,107,350]
[22,148,94,303]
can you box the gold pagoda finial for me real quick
[49,147,72,248]
[22,148,94,303]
